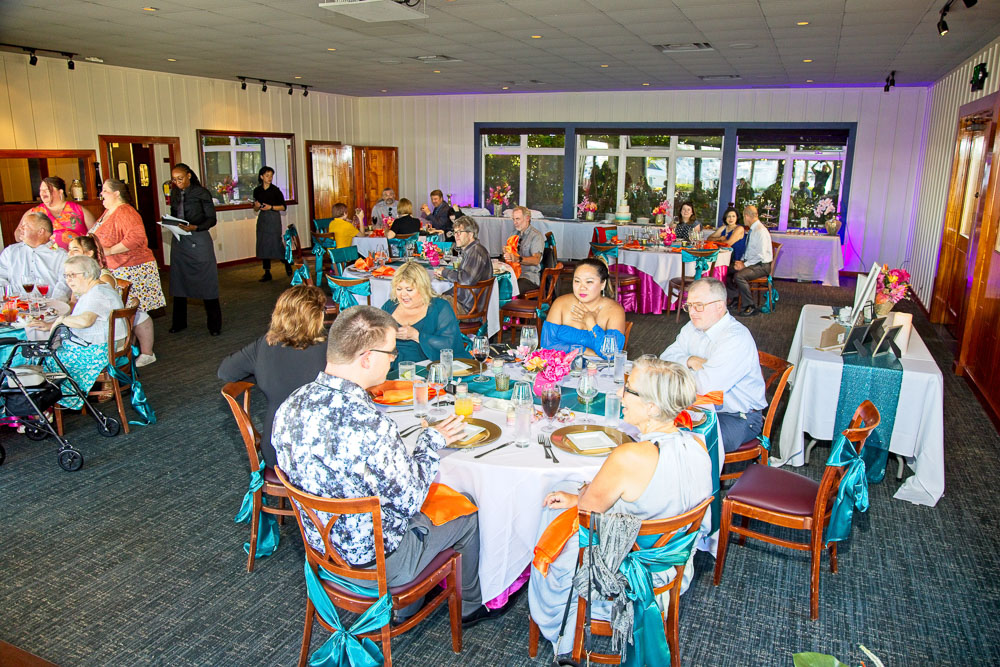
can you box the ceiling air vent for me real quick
[412,55,462,64]
[655,42,714,53]
[699,74,741,81]
[318,0,428,23]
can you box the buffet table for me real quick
[770,233,844,287]
[775,305,944,506]
[616,247,732,314]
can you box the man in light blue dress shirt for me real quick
[728,205,773,317]
[660,277,767,451]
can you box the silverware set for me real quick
[399,424,423,438]
[539,433,559,463]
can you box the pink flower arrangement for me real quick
[576,196,598,217]
[813,197,838,221]
[652,200,673,217]
[489,182,513,206]
[215,179,237,197]
[423,241,443,267]
[660,226,677,246]
[524,349,578,396]
[875,264,911,304]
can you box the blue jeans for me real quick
[717,410,764,452]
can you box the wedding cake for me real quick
[614,199,631,223]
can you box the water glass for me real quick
[427,363,447,418]
[399,361,417,381]
[604,393,621,425]
[440,348,454,384]
[413,380,430,418]
[511,380,533,408]
[613,352,626,385]
[519,326,538,355]
[570,345,585,377]
[514,402,533,448]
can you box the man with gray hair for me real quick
[0,211,71,301]
[370,187,398,226]
[660,277,767,452]
[503,206,545,293]
[436,216,493,313]
[728,205,773,317]
[273,305,500,627]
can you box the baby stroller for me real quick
[0,324,121,471]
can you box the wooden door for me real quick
[306,141,352,226]
[130,144,165,265]
[355,146,398,222]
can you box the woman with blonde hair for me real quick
[385,198,421,238]
[380,261,468,367]
[217,285,327,468]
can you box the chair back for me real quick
[328,275,372,306]
[768,242,782,277]
[287,224,305,264]
[330,245,361,275]
[623,321,633,351]
[220,381,264,473]
[291,263,317,287]
[680,249,719,281]
[107,306,137,363]
[758,351,794,439]
[452,278,494,334]
[313,217,334,233]
[274,467,389,597]
[542,232,558,270]
[394,232,418,240]
[114,278,133,306]
[816,400,880,517]
[534,263,564,308]
[590,241,618,263]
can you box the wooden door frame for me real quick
[355,145,399,223]
[305,140,343,225]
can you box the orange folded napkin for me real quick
[369,379,439,404]
[623,241,643,250]
[421,483,479,526]
[372,266,395,278]
[354,257,374,271]
[703,241,718,250]
[504,235,522,278]
[673,391,725,428]
[532,508,579,577]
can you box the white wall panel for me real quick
[0,55,360,264]
[909,36,1000,305]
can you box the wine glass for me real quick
[576,368,598,424]
[519,326,538,358]
[427,363,448,419]
[470,335,490,382]
[600,335,619,362]
[36,284,50,300]
[540,386,561,433]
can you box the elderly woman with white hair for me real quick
[528,356,714,658]
[27,255,125,408]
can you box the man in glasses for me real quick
[660,277,767,452]
[273,306,496,627]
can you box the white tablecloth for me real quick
[346,267,517,339]
[472,216,600,260]
[618,247,732,295]
[776,305,944,506]
[769,234,844,287]
[353,237,389,256]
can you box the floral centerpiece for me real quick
[659,226,677,246]
[874,264,910,315]
[488,182,513,215]
[423,241,443,267]
[813,197,841,234]
[577,196,598,221]
[523,349,578,396]
[652,200,672,224]
[215,179,237,203]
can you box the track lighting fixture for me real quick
[262,81,267,92]
[884,70,896,92]
[288,85,293,95]
[303,87,309,97]
[67,58,74,70]
[4,44,79,70]
[937,12,949,35]
[27,49,37,66]
[240,77,247,90]
[963,0,976,7]
[237,76,309,97]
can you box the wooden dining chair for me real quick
[329,244,361,276]
[667,249,719,321]
[113,278,132,307]
[721,351,794,481]
[275,468,463,667]
[220,381,296,572]
[499,263,563,345]
[327,275,372,320]
[450,278,494,337]
[312,217,334,233]
[622,320,633,352]
[290,263,338,325]
[739,241,783,311]
[287,224,306,265]
[713,400,880,620]
[527,497,713,667]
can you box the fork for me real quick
[545,435,560,464]
[399,424,423,438]
[539,434,550,460]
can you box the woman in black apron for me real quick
[253,166,289,282]
[168,163,222,336]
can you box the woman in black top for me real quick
[253,166,290,282]
[168,163,221,335]
[385,198,422,237]
[217,285,327,468]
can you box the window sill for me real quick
[213,199,297,212]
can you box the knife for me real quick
[474,441,512,459]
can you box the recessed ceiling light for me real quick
[797,21,809,26]
[600,64,608,68]
[142,6,157,11]
[327,48,336,51]
[531,35,542,39]
[433,69,441,73]
[803,59,813,63]
[166,58,176,62]
[729,43,757,50]
[294,76,302,79]
[381,89,387,92]
[85,56,104,63]
[642,82,650,86]
[806,79,814,82]
[502,86,509,90]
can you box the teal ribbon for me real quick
[758,433,770,452]
[291,264,312,286]
[329,246,361,277]
[833,352,901,483]
[313,218,334,233]
[759,277,779,314]
[678,409,721,535]
[425,233,442,243]
[326,276,372,311]
[578,524,699,667]
[305,560,392,667]
[590,243,618,264]
[535,302,551,321]
[283,226,298,266]
[387,238,407,258]
[823,434,869,545]
[105,345,156,426]
[496,272,513,307]
[234,460,280,559]
[680,250,719,276]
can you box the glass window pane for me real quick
[203,136,232,146]
[204,152,234,203]
[624,156,668,220]
[580,134,620,150]
[527,133,564,148]
[737,142,783,152]
[236,137,262,146]
[577,155,619,218]
[485,134,520,147]
[627,135,671,148]
[735,159,784,226]
[677,135,722,151]
[675,156,721,225]
[235,150,262,202]
[526,155,564,218]
[0,158,36,202]
[484,154,520,209]
[789,159,843,228]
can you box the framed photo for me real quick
[841,322,870,356]
[862,317,887,348]
[851,263,882,326]
[873,325,903,357]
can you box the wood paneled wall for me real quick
[910,36,1000,305]
[0,55,361,263]
[357,86,929,273]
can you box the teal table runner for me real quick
[833,352,901,483]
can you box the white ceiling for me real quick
[1,0,998,96]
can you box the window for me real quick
[0,150,98,204]
[576,133,722,223]
[481,132,564,217]
[197,130,296,209]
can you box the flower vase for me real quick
[493,202,504,217]
[532,374,552,397]
[655,214,665,225]
[875,301,893,318]
[428,256,440,268]
[824,218,842,235]
[222,193,230,204]
[585,211,595,221]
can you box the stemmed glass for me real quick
[600,335,619,363]
[427,363,448,419]
[576,368,598,424]
[540,386,561,433]
[470,335,490,382]
[518,326,538,359]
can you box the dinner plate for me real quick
[444,417,501,448]
[550,425,633,456]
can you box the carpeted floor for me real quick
[1,265,998,666]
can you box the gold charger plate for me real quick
[446,417,501,449]
[451,359,485,377]
[550,425,634,457]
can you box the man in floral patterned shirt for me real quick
[273,306,493,624]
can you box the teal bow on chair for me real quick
[326,276,372,311]
[590,243,618,264]
[312,236,338,282]
[681,250,719,276]
[823,434,869,545]
[679,409,721,535]
[759,277,779,314]
[105,346,156,426]
[234,460,279,558]
[535,301,551,321]
[387,238,407,259]
[757,433,770,451]
[495,272,513,307]
[283,226,298,266]
[291,264,312,286]
[305,560,392,667]
[578,526,700,667]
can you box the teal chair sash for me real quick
[680,250,719,276]
[326,276,372,311]
[590,242,618,264]
[305,560,392,667]
[234,460,280,559]
[387,238,407,258]
[313,217,334,233]
[579,524,700,667]
[496,272,513,306]
[759,277,779,314]
[823,434,869,545]
[105,345,156,426]
[283,226,298,266]
[679,409,721,535]
[312,235,339,281]
[329,246,361,277]
[758,433,770,451]
[290,264,312,286]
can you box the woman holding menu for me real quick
[168,163,221,336]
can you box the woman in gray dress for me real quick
[253,166,289,282]
[168,163,221,335]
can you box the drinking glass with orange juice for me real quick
[454,384,473,417]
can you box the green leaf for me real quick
[792,652,848,667]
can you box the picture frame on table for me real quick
[873,324,904,357]
[841,322,871,357]
[850,263,882,327]
[861,316,888,348]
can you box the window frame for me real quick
[196,130,297,212]
[480,132,565,217]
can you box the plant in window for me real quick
[214,179,237,203]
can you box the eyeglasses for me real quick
[369,348,398,361]
[454,230,471,235]
[64,272,83,279]
[171,176,188,183]
[622,384,640,397]
[682,299,723,313]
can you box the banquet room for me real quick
[3,0,1000,665]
